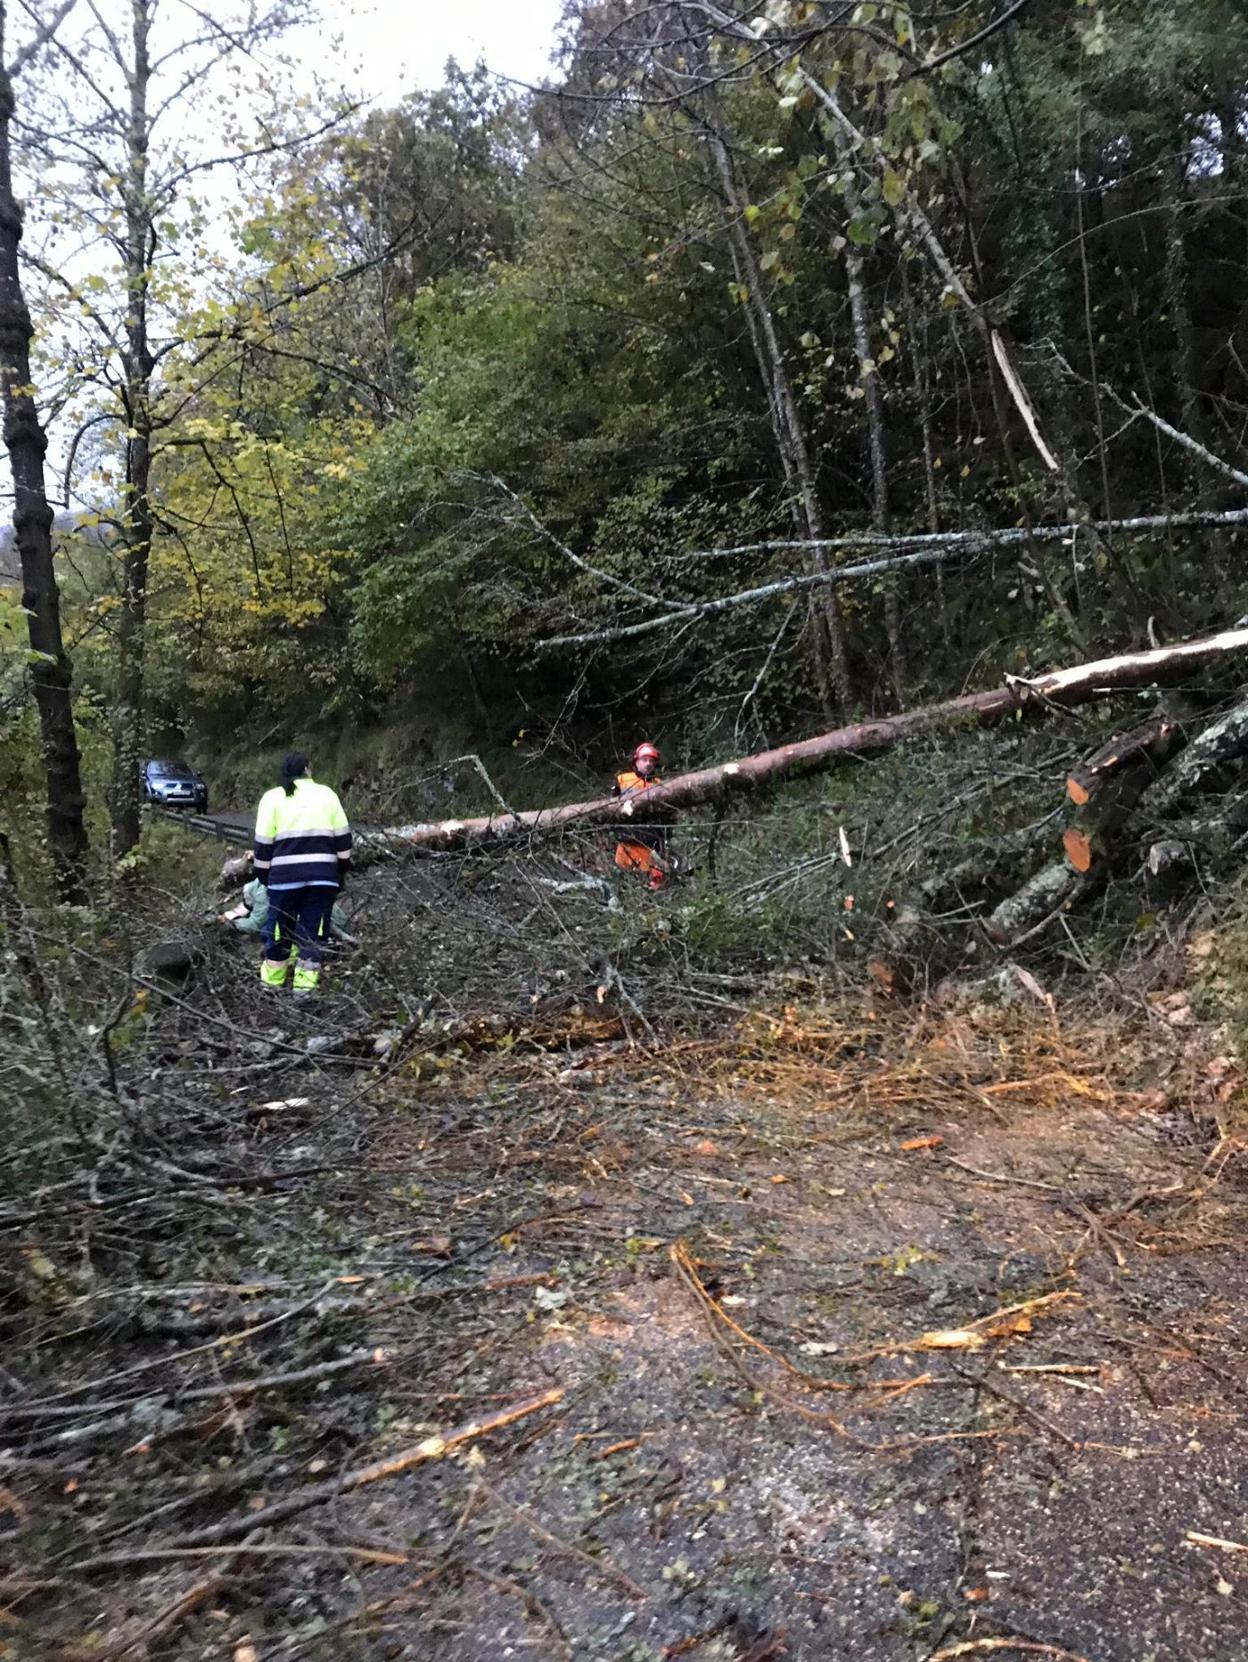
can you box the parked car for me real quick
[142,758,208,812]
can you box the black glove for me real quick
[335,867,347,893]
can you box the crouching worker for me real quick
[222,869,351,945]
[612,741,673,891]
[253,752,352,994]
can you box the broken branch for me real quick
[930,1641,1094,1662]
[542,513,1248,648]
[163,1387,564,1547]
[1187,1530,1248,1555]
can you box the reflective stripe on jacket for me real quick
[253,777,352,891]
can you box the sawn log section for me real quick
[1062,709,1191,873]
[378,629,1248,854]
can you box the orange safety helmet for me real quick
[633,742,661,769]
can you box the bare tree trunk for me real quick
[705,112,851,712]
[901,259,943,630]
[799,71,1090,656]
[1074,116,1113,529]
[0,4,89,899]
[720,219,835,712]
[111,0,154,855]
[1162,162,1200,453]
[840,154,900,704]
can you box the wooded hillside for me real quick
[3,0,1248,885]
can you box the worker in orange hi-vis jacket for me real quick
[611,741,672,891]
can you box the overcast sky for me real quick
[15,0,568,509]
[298,0,565,105]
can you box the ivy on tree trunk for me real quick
[0,2,88,899]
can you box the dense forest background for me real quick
[3,0,1248,880]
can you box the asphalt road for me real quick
[153,805,252,846]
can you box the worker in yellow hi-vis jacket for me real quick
[252,752,352,993]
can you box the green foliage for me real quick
[12,4,1248,818]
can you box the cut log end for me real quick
[1066,714,1184,811]
[1063,826,1095,874]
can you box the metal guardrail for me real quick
[153,806,252,847]
[156,807,387,855]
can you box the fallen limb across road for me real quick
[369,628,1248,856]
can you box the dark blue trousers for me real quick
[264,886,336,965]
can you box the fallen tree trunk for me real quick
[1062,707,1193,873]
[1062,693,1248,874]
[1135,695,1248,818]
[985,862,1091,946]
[1065,708,1191,806]
[545,513,1248,649]
[997,781,1248,944]
[374,629,1248,855]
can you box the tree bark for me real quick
[0,7,89,898]
[984,860,1088,947]
[838,138,901,704]
[1061,708,1193,871]
[373,628,1248,855]
[111,0,154,856]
